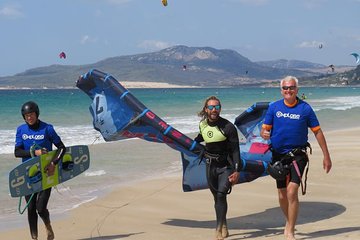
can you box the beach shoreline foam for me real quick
[0,81,199,90]
[2,127,360,239]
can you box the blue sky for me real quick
[1,0,359,76]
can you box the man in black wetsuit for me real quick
[195,96,241,240]
[14,101,66,240]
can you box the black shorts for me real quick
[272,152,309,189]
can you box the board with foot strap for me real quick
[9,145,90,197]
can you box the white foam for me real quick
[85,170,107,177]
[70,196,98,210]
[1,97,358,155]
[310,96,360,111]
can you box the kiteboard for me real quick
[9,145,90,198]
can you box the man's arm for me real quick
[260,127,270,140]
[313,129,332,173]
[194,133,204,143]
[226,124,241,184]
[14,145,31,158]
[45,140,66,176]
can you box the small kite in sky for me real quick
[59,52,66,59]
[350,53,359,64]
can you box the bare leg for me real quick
[277,188,289,237]
[286,182,299,239]
[278,184,299,240]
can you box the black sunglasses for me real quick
[282,86,297,90]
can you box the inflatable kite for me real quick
[350,53,359,64]
[182,102,271,191]
[59,52,66,59]
[76,69,203,157]
[76,69,271,192]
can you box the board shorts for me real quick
[272,151,309,189]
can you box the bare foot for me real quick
[215,228,224,240]
[286,233,296,240]
[222,225,229,238]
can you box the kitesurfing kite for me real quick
[162,0,167,6]
[182,102,271,191]
[350,53,360,64]
[59,51,66,59]
[318,43,323,49]
[76,69,271,191]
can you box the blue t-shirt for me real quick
[15,120,62,162]
[263,99,319,154]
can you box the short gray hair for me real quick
[280,76,298,88]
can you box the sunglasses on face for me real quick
[282,85,297,91]
[207,105,221,110]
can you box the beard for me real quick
[207,112,219,122]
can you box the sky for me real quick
[1,0,360,77]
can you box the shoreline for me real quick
[1,126,360,239]
[0,81,199,90]
[1,84,359,90]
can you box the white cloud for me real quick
[302,0,328,10]
[80,35,98,44]
[138,40,173,51]
[297,40,324,48]
[0,5,23,18]
[106,0,132,5]
[236,0,269,6]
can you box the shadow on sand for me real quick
[78,232,143,240]
[163,201,360,239]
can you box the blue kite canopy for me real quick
[76,69,204,157]
[76,69,271,192]
[182,102,271,191]
[235,102,269,138]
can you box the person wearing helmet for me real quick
[260,76,332,240]
[14,101,66,240]
[195,96,241,240]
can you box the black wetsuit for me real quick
[195,117,241,230]
[14,120,65,238]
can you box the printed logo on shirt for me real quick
[276,111,300,120]
[22,134,45,140]
[207,131,214,138]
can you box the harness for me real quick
[273,143,312,195]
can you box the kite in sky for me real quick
[350,53,359,64]
[59,52,66,59]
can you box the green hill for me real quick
[0,45,357,88]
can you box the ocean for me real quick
[1,86,360,230]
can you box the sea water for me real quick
[1,87,360,230]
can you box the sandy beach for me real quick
[2,127,360,240]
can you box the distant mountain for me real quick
[298,65,360,86]
[0,45,356,88]
[256,59,326,69]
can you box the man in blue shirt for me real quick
[14,101,66,240]
[261,76,332,240]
